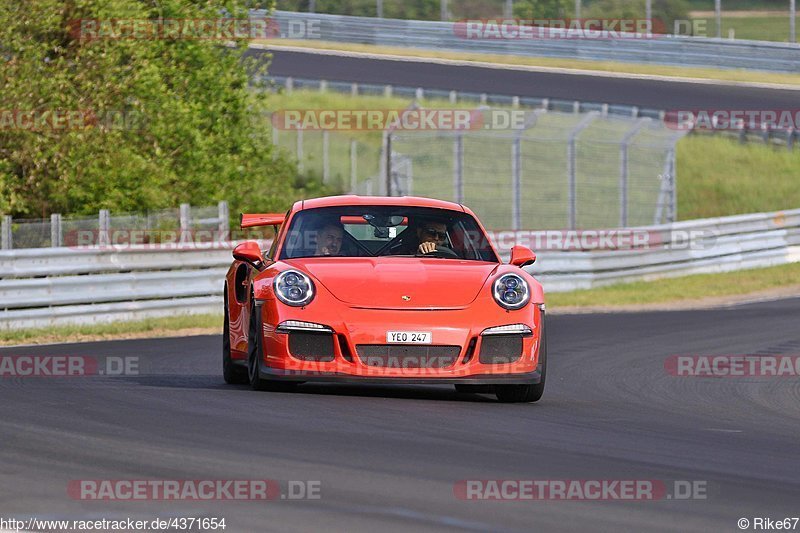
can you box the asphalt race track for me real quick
[2,298,799,532]
[250,48,800,111]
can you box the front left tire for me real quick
[222,288,248,385]
[247,298,299,393]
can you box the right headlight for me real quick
[492,273,530,310]
[274,270,315,307]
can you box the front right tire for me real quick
[494,313,547,403]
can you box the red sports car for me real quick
[222,195,546,403]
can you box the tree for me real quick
[513,0,574,19]
[0,0,323,218]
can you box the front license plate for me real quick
[386,331,432,344]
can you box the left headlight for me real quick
[274,270,315,307]
[492,273,530,310]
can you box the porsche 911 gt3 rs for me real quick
[222,195,546,403]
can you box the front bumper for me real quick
[240,301,544,384]
[255,366,542,385]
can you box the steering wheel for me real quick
[416,246,460,259]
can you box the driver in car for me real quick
[416,220,448,255]
[313,221,344,256]
[391,218,450,255]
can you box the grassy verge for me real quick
[677,135,800,219]
[690,11,797,42]
[260,41,800,87]
[0,314,222,346]
[547,262,800,308]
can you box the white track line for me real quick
[255,43,800,91]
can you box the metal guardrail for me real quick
[1,202,230,250]
[261,10,800,73]
[1,209,799,329]
[0,245,239,330]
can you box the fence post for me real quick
[322,130,330,185]
[286,77,293,93]
[379,131,388,196]
[1,215,11,250]
[179,203,191,245]
[351,83,358,97]
[566,112,599,229]
[510,110,543,231]
[511,136,521,230]
[453,134,464,204]
[350,139,358,193]
[449,90,457,104]
[385,132,393,196]
[619,118,651,227]
[669,149,677,223]
[384,85,392,98]
[415,87,424,101]
[296,129,304,173]
[319,79,327,93]
[98,209,110,247]
[50,213,63,247]
[218,201,230,242]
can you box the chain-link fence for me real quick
[1,203,230,250]
[270,94,686,230]
[387,110,685,229]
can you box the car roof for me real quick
[293,195,468,213]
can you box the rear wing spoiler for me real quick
[240,213,286,229]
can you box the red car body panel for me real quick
[224,195,545,384]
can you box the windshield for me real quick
[279,206,498,262]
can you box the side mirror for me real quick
[233,241,265,270]
[510,245,536,267]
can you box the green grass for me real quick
[696,15,797,41]
[547,262,800,307]
[677,135,800,219]
[0,313,222,346]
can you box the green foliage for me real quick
[274,0,441,19]
[0,0,323,218]
[513,0,574,19]
[584,0,691,34]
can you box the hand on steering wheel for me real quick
[416,243,460,258]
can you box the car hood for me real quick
[287,257,499,309]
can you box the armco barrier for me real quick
[1,209,799,329]
[259,11,800,73]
